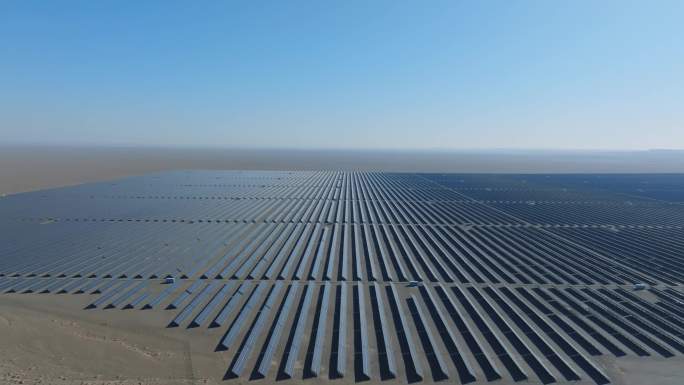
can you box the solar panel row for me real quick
[2,171,684,384]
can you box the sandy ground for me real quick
[0,294,227,385]
[606,355,684,385]
[2,145,684,195]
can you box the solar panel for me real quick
[406,295,449,381]
[385,284,424,383]
[143,280,180,310]
[189,282,234,328]
[78,278,105,294]
[303,283,331,378]
[277,284,314,380]
[124,290,150,309]
[107,280,147,309]
[251,283,300,380]
[217,283,268,350]
[210,282,251,328]
[86,279,132,309]
[39,278,70,294]
[417,286,478,383]
[166,280,205,310]
[2,171,684,384]
[353,284,371,381]
[58,277,88,294]
[225,282,284,378]
[368,283,397,380]
[168,282,218,327]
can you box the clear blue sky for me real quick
[1,1,682,149]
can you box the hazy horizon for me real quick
[3,144,684,196]
[3,142,684,153]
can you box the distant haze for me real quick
[1,1,683,150]
[2,145,684,195]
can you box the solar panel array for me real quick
[2,170,684,384]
